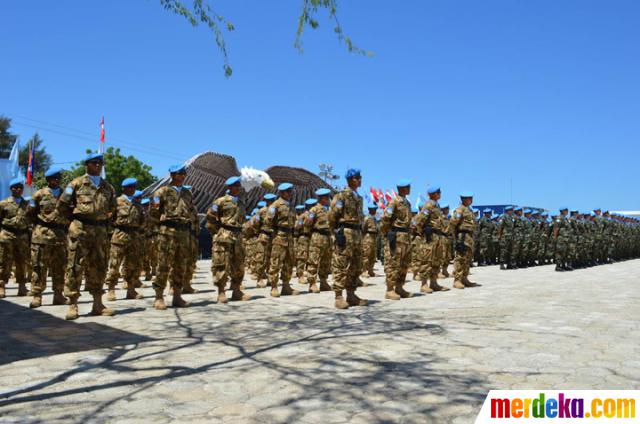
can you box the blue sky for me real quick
[2,0,639,211]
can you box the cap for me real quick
[305,198,318,206]
[345,168,361,179]
[524,209,532,214]
[295,205,305,211]
[121,177,137,187]
[133,190,143,199]
[397,179,411,188]
[278,182,293,191]
[225,176,241,186]
[169,164,186,174]
[505,206,514,211]
[559,207,568,211]
[459,191,473,198]
[367,203,378,210]
[441,204,450,209]
[315,188,331,197]
[140,198,150,205]
[9,177,24,188]
[85,152,104,163]
[427,185,440,194]
[483,208,492,213]
[257,201,266,208]
[263,193,277,201]
[45,167,63,178]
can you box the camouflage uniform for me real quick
[381,195,413,299]
[206,193,248,302]
[498,212,515,268]
[450,204,477,287]
[304,203,332,292]
[413,199,449,292]
[28,187,69,304]
[294,210,310,282]
[554,214,571,270]
[362,214,379,277]
[251,205,272,287]
[143,209,158,280]
[264,197,298,296]
[441,214,453,276]
[106,194,145,299]
[477,215,495,265]
[184,200,200,293]
[0,196,31,297]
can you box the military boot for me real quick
[385,282,401,300]
[334,290,349,309]
[153,288,167,310]
[462,276,478,287]
[17,283,28,296]
[126,287,144,300]
[65,295,79,320]
[555,264,564,272]
[52,290,68,305]
[319,280,332,291]
[182,282,198,294]
[256,279,267,288]
[217,285,228,304]
[368,270,376,277]
[420,280,433,294]
[394,284,413,298]
[90,292,115,316]
[441,267,450,278]
[270,283,280,298]
[106,282,117,301]
[309,281,320,293]
[430,279,450,292]
[356,277,368,287]
[144,272,152,281]
[453,280,465,289]
[230,283,251,301]
[171,288,190,308]
[29,294,42,309]
[280,282,299,296]
[0,283,5,298]
[346,289,368,306]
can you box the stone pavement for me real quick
[1,259,639,424]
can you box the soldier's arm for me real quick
[108,187,117,220]
[149,189,162,220]
[328,195,342,229]
[379,201,395,234]
[205,200,221,233]
[57,182,76,218]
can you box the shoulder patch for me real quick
[456,213,462,219]
[29,199,36,207]
[268,207,276,216]
[335,200,343,209]
[422,209,429,215]
[386,207,394,215]
[65,186,74,195]
[153,196,160,204]
[309,213,315,219]
[211,204,219,212]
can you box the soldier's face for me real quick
[229,183,241,196]
[462,198,473,207]
[281,189,292,201]
[171,172,186,186]
[86,159,103,176]
[348,175,362,190]
[319,196,330,206]
[398,186,411,196]
[46,176,60,189]
[123,186,136,196]
[10,185,23,197]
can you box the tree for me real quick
[19,133,53,175]
[0,116,18,159]
[159,0,370,77]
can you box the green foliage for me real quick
[19,132,53,175]
[65,146,158,195]
[0,116,18,159]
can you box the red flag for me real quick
[100,116,105,143]
[370,187,379,203]
[26,141,34,185]
[385,191,393,203]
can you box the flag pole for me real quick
[99,116,106,179]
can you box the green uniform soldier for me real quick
[264,183,299,297]
[450,192,478,289]
[294,204,309,284]
[498,206,515,270]
[304,189,334,293]
[183,185,199,294]
[27,168,69,308]
[440,204,452,277]
[105,178,145,301]
[0,177,31,299]
[362,204,379,278]
[59,153,117,320]
[381,179,414,300]
[206,176,250,303]
[477,209,494,266]
[141,198,157,280]
[253,194,277,287]
[554,207,571,271]
[149,164,193,310]
[328,168,368,309]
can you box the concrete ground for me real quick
[1,259,639,424]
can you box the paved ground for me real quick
[1,259,639,424]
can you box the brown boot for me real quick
[420,280,434,294]
[356,277,368,287]
[309,282,320,293]
[462,276,478,287]
[153,288,167,310]
[441,267,450,278]
[395,285,413,299]
[172,288,190,308]
[334,290,349,309]
[90,292,115,316]
[0,284,5,298]
[29,294,42,309]
[280,282,299,296]
[144,273,152,281]
[182,283,198,294]
[107,284,117,301]
[346,289,368,306]
[65,296,79,320]
[385,282,401,300]
[319,280,333,291]
[256,279,267,288]
[270,283,280,298]
[430,279,450,292]
[17,283,28,297]
[217,285,228,304]
[231,286,251,301]
[126,288,144,300]
[368,271,376,277]
[453,280,465,289]
[52,290,68,305]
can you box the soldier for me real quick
[183,185,199,294]
[512,207,524,268]
[105,178,145,301]
[450,192,478,289]
[522,209,534,267]
[27,168,69,308]
[362,204,379,278]
[141,198,157,281]
[381,180,414,300]
[409,205,421,280]
[304,189,333,293]
[59,153,117,320]
[0,178,31,299]
[414,185,450,294]
[498,206,515,270]
[477,209,494,266]
[554,207,571,271]
[253,194,277,288]
[264,183,299,297]
[440,204,452,278]
[294,204,309,284]
[206,176,250,303]
[149,164,193,310]
[328,168,368,309]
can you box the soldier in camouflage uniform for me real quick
[477,209,495,266]
[141,198,157,280]
[450,192,479,289]
[498,205,515,270]
[253,194,277,287]
[27,168,69,308]
[440,204,452,278]
[362,204,379,278]
[183,185,199,294]
[294,204,310,284]
[381,180,414,300]
[59,153,117,320]
[554,207,571,271]
[105,178,146,301]
[264,183,299,297]
[206,176,250,303]
[409,206,421,281]
[511,207,524,268]
[149,164,193,310]
[328,168,368,309]
[304,189,334,293]
[0,178,31,299]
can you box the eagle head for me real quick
[240,167,275,191]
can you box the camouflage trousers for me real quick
[555,235,569,264]
[362,233,377,276]
[185,234,199,283]
[211,238,245,289]
[106,239,142,288]
[453,247,473,280]
[410,236,422,277]
[384,239,411,287]
[306,233,331,285]
[441,237,453,269]
[153,229,191,291]
[143,234,158,277]
[0,234,30,287]
[254,235,272,279]
[31,242,66,295]
[295,235,309,279]
[331,228,362,293]
[417,235,444,281]
[478,235,491,263]
[268,239,294,287]
[65,222,109,298]
[499,235,514,265]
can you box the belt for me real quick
[37,219,68,231]
[73,216,108,227]
[115,225,141,233]
[339,223,361,231]
[392,227,410,233]
[366,231,378,235]
[221,224,242,234]
[1,225,29,235]
[260,230,273,238]
[432,229,446,236]
[458,229,473,235]
[313,228,330,236]
[276,226,292,234]
[160,221,191,231]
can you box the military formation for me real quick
[1,154,639,319]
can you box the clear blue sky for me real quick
[2,0,639,212]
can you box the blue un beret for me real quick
[9,177,24,188]
[133,190,143,199]
[397,179,411,188]
[315,188,331,197]
[459,191,473,198]
[411,206,418,214]
[514,206,523,212]
[559,207,568,212]
[45,167,63,178]
[278,182,293,191]
[140,198,150,205]
[121,177,137,187]
[183,185,192,190]
[483,208,492,213]
[225,176,241,186]
[295,204,305,211]
[305,198,318,206]
[367,203,378,210]
[427,185,440,194]
[263,193,277,201]
[345,168,361,179]
[169,164,186,174]
[524,209,532,214]
[85,152,104,163]
[541,212,548,217]
[505,206,514,211]
[257,201,266,208]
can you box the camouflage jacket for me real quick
[58,174,116,223]
[29,187,68,245]
[450,204,476,248]
[150,185,194,235]
[0,196,30,242]
[111,195,145,245]
[263,197,294,246]
[328,188,363,229]
[206,194,244,243]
